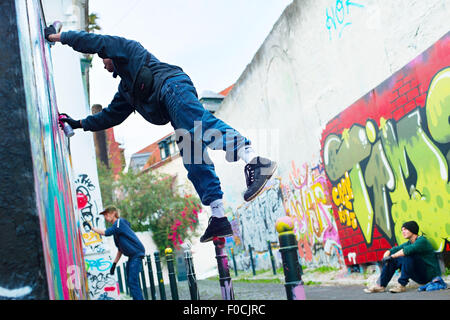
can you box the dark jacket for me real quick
[60,31,184,129]
[105,218,145,259]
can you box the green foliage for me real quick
[97,163,202,252]
[88,13,101,33]
[96,160,115,206]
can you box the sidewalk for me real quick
[238,265,450,288]
[119,266,450,300]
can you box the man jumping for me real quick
[45,26,277,243]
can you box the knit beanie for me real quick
[402,221,419,235]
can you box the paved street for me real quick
[143,278,449,301]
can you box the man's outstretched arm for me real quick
[45,27,139,60]
[60,89,134,132]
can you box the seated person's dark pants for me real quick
[379,254,430,287]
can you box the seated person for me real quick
[364,220,442,293]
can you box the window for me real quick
[159,135,177,160]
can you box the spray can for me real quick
[52,21,62,33]
[58,114,75,138]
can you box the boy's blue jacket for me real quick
[60,31,184,129]
[105,218,145,258]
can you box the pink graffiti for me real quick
[292,283,306,300]
[54,197,71,300]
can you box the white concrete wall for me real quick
[207,0,450,269]
[211,0,450,205]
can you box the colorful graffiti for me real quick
[321,32,450,265]
[281,161,344,268]
[234,179,286,252]
[15,0,89,299]
[229,163,344,270]
[76,174,104,254]
[75,172,119,299]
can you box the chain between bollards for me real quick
[213,237,235,300]
[165,248,179,300]
[276,216,306,300]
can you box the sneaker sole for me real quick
[200,232,234,243]
[244,162,277,202]
[364,288,385,293]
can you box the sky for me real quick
[88,0,293,167]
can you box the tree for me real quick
[88,13,101,33]
[97,164,202,252]
[96,160,115,206]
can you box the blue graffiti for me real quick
[325,0,365,40]
[86,258,113,272]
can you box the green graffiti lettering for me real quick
[426,67,450,144]
[381,109,449,250]
[349,164,374,244]
[364,139,396,240]
[323,125,371,182]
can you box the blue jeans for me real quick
[126,256,144,300]
[379,255,430,287]
[160,74,250,205]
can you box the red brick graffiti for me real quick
[321,32,450,266]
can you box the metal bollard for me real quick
[165,248,179,300]
[182,242,200,300]
[140,259,148,300]
[146,255,157,300]
[248,244,256,276]
[117,265,124,293]
[213,237,235,300]
[154,251,167,300]
[124,262,130,296]
[268,240,277,275]
[275,216,305,300]
[230,247,238,277]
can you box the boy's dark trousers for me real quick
[379,254,429,287]
[126,256,144,300]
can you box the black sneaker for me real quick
[200,217,233,243]
[243,156,277,202]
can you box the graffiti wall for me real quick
[226,180,285,271]
[229,167,343,270]
[0,0,48,299]
[281,162,344,268]
[2,0,90,299]
[75,173,118,299]
[211,0,449,269]
[50,24,119,299]
[234,179,285,252]
[321,32,450,265]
